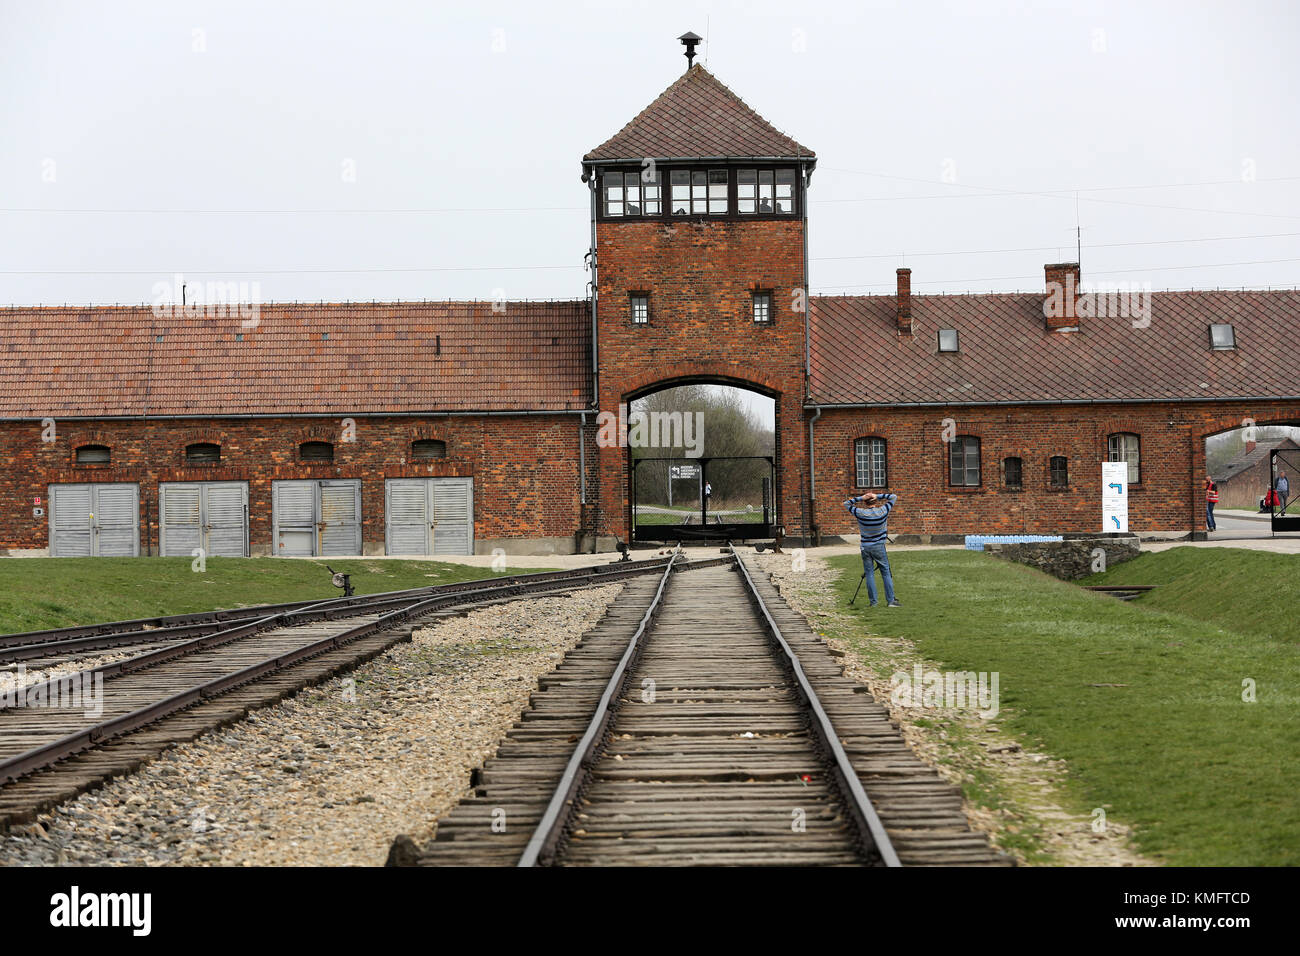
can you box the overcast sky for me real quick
[2,0,1298,310]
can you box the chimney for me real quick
[1043,262,1081,330]
[896,268,912,334]
[1245,439,1257,455]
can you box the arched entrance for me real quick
[610,373,788,545]
[1202,418,1300,539]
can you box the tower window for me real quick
[630,293,649,325]
[671,169,728,215]
[949,436,981,487]
[411,439,447,460]
[603,169,661,217]
[737,168,796,215]
[299,441,334,462]
[1049,455,1069,488]
[75,444,110,465]
[185,442,220,463]
[752,291,772,324]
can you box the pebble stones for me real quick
[0,584,624,867]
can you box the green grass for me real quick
[0,557,548,634]
[825,546,1300,866]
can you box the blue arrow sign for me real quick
[1111,515,1121,529]
[1108,483,1124,494]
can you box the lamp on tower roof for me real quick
[679,31,702,69]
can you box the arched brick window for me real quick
[854,437,887,488]
[1002,456,1023,490]
[1049,455,1069,488]
[412,439,447,460]
[299,441,334,462]
[75,444,110,465]
[949,436,981,487]
[185,442,220,463]
[1107,433,1141,484]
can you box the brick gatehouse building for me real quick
[2,60,1298,557]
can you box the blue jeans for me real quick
[860,543,896,605]
[1206,501,1216,531]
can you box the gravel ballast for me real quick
[0,583,624,867]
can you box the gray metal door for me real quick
[431,478,473,555]
[273,479,361,557]
[49,484,93,557]
[385,479,431,555]
[159,484,202,556]
[384,478,473,555]
[273,480,317,557]
[319,480,362,556]
[49,483,139,557]
[160,482,248,557]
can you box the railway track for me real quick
[0,559,679,666]
[401,547,1010,866]
[0,556,700,829]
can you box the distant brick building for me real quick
[1212,438,1300,509]
[2,57,1299,556]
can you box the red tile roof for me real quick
[809,290,1300,406]
[0,301,592,419]
[584,64,814,163]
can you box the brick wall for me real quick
[592,217,809,539]
[811,400,1300,538]
[0,414,596,554]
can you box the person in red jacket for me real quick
[1205,476,1219,532]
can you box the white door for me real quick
[160,482,248,557]
[49,483,139,557]
[273,479,361,556]
[385,478,473,555]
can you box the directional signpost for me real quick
[1101,461,1128,533]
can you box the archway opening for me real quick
[1204,422,1300,538]
[627,383,777,542]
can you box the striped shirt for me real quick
[845,494,897,545]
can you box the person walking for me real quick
[1205,476,1219,532]
[1278,471,1290,514]
[844,491,900,608]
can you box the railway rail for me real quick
[0,558,679,665]
[402,547,1010,866]
[0,555,704,828]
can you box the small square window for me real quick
[1210,323,1236,350]
[752,291,772,324]
[630,294,649,325]
[938,329,959,352]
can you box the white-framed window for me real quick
[630,293,649,325]
[855,437,887,488]
[1108,433,1141,484]
[752,291,772,324]
[671,169,728,215]
[603,169,662,217]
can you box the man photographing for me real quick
[845,491,900,608]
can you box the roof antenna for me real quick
[1075,192,1082,266]
[679,31,701,69]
